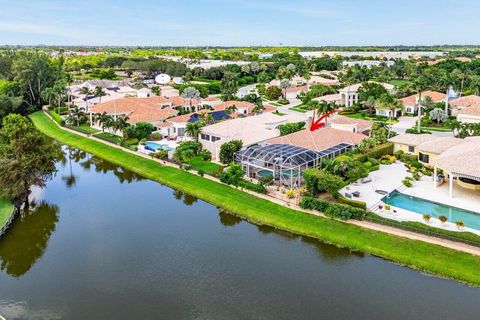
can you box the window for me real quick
[200,134,210,141]
[419,152,429,164]
[408,145,415,153]
[211,136,221,142]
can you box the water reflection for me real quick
[218,209,242,227]
[58,146,145,186]
[172,190,198,206]
[218,209,363,263]
[0,201,59,277]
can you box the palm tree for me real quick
[411,76,428,133]
[185,122,203,141]
[67,106,85,127]
[200,112,215,125]
[95,112,111,132]
[316,101,337,126]
[80,86,93,111]
[52,80,67,115]
[376,93,403,120]
[279,79,291,100]
[469,74,480,95]
[226,104,238,117]
[41,87,56,108]
[421,96,435,111]
[114,115,130,136]
[252,103,264,115]
[361,96,376,116]
[94,86,107,103]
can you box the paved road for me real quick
[236,83,258,98]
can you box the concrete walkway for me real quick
[43,112,480,257]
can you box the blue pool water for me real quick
[383,191,480,231]
[257,170,300,178]
[144,142,174,152]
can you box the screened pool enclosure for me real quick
[235,143,354,189]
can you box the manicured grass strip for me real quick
[189,156,223,176]
[421,126,452,132]
[30,111,480,286]
[94,132,122,144]
[0,197,13,229]
[367,213,480,246]
[67,125,100,135]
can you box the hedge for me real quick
[49,110,64,126]
[336,193,367,210]
[300,196,366,220]
[238,179,267,194]
[352,142,394,162]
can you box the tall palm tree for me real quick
[411,76,428,133]
[469,75,480,96]
[52,80,67,115]
[316,101,337,126]
[94,86,107,103]
[95,112,112,132]
[114,115,130,136]
[41,87,56,108]
[80,86,93,111]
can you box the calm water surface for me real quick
[0,147,479,319]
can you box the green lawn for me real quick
[289,105,309,113]
[0,197,13,229]
[389,79,411,86]
[422,126,453,132]
[344,113,399,124]
[30,111,480,286]
[189,156,224,176]
[68,125,100,135]
[94,132,122,144]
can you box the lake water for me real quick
[0,147,478,319]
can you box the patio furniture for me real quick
[352,191,360,198]
[361,177,372,184]
[344,192,352,199]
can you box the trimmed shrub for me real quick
[238,179,267,194]
[49,110,65,126]
[336,193,367,210]
[351,142,394,162]
[300,196,366,220]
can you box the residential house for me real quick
[340,81,394,107]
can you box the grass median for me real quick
[0,197,13,230]
[30,111,480,286]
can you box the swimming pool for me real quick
[257,170,300,178]
[144,142,174,152]
[383,191,480,231]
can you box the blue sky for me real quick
[0,0,479,46]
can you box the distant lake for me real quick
[0,146,478,319]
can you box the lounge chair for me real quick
[352,191,360,198]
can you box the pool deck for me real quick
[341,161,480,236]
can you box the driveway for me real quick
[391,116,416,134]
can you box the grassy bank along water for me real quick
[30,111,480,286]
[0,197,14,230]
